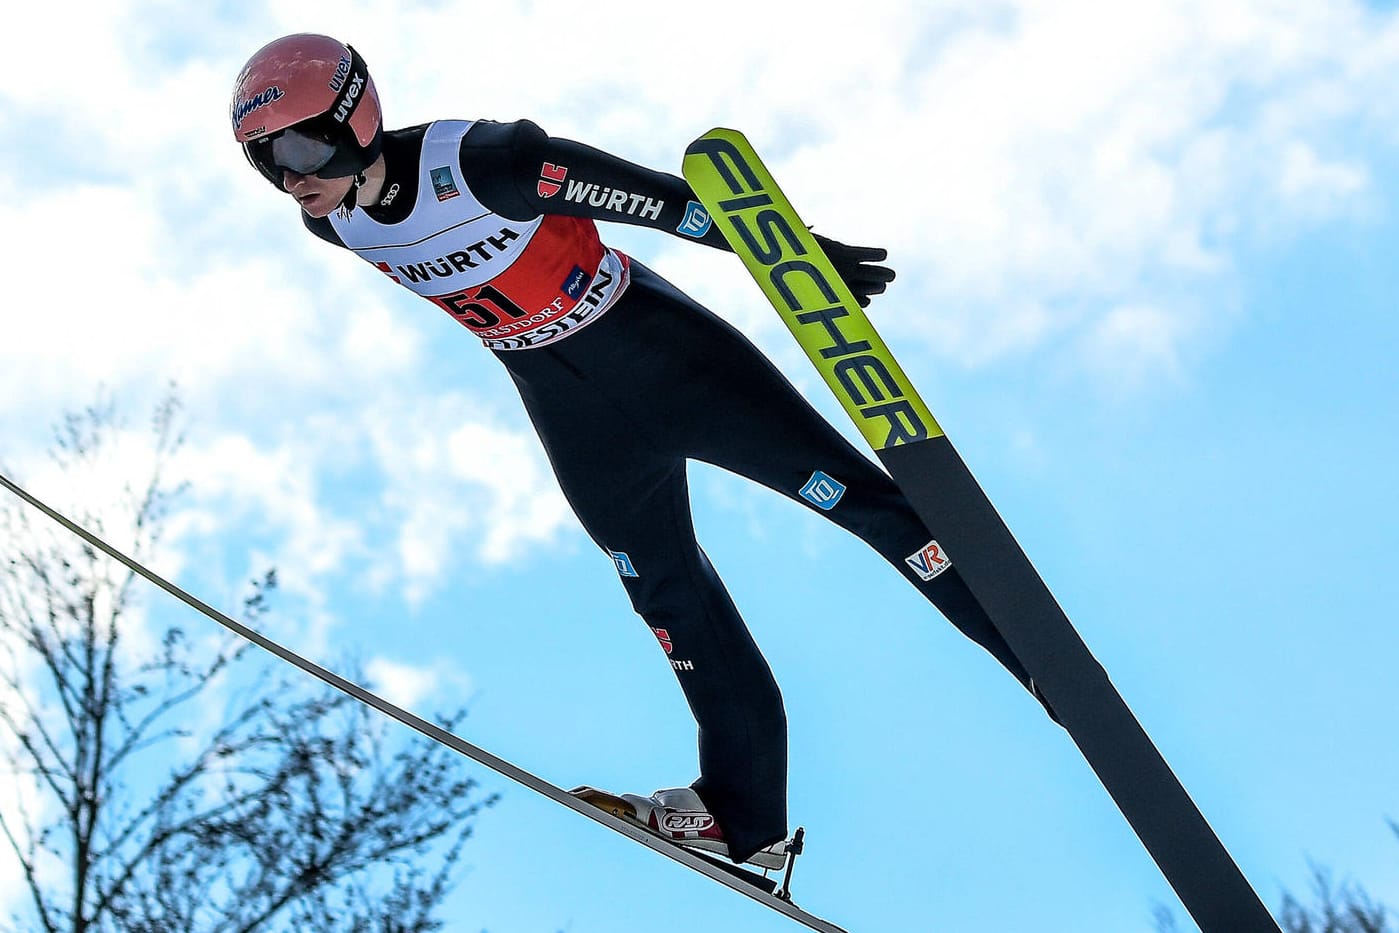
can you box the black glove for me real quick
[812,233,896,308]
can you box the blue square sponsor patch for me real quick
[609,550,639,578]
[562,265,590,300]
[799,470,846,511]
[431,166,460,201]
[676,201,713,239]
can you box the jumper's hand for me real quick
[812,233,896,308]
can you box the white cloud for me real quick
[365,655,474,713]
[1079,302,1191,391]
[365,656,437,711]
[1,0,1397,656]
[363,400,576,605]
[752,0,1399,382]
[1277,142,1369,210]
[171,433,364,576]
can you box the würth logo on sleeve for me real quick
[538,163,568,198]
[905,539,952,581]
[651,627,693,671]
[651,627,673,654]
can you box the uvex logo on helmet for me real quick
[329,55,352,92]
[334,73,365,124]
[328,52,367,126]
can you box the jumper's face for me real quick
[282,169,355,218]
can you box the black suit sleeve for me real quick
[458,119,733,251]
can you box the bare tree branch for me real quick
[0,802,61,933]
[1,393,489,933]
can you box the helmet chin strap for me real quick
[337,172,367,217]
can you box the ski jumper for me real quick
[303,119,1033,862]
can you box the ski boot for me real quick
[570,785,790,870]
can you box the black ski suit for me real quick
[303,118,1033,862]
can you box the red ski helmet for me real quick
[230,34,383,188]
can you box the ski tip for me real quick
[684,126,747,156]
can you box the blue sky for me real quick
[2,2,1398,932]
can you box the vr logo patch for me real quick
[677,201,713,238]
[799,470,846,511]
[905,540,952,581]
[609,550,639,578]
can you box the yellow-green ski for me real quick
[683,127,1282,933]
[682,129,940,452]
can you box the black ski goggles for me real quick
[244,122,357,186]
